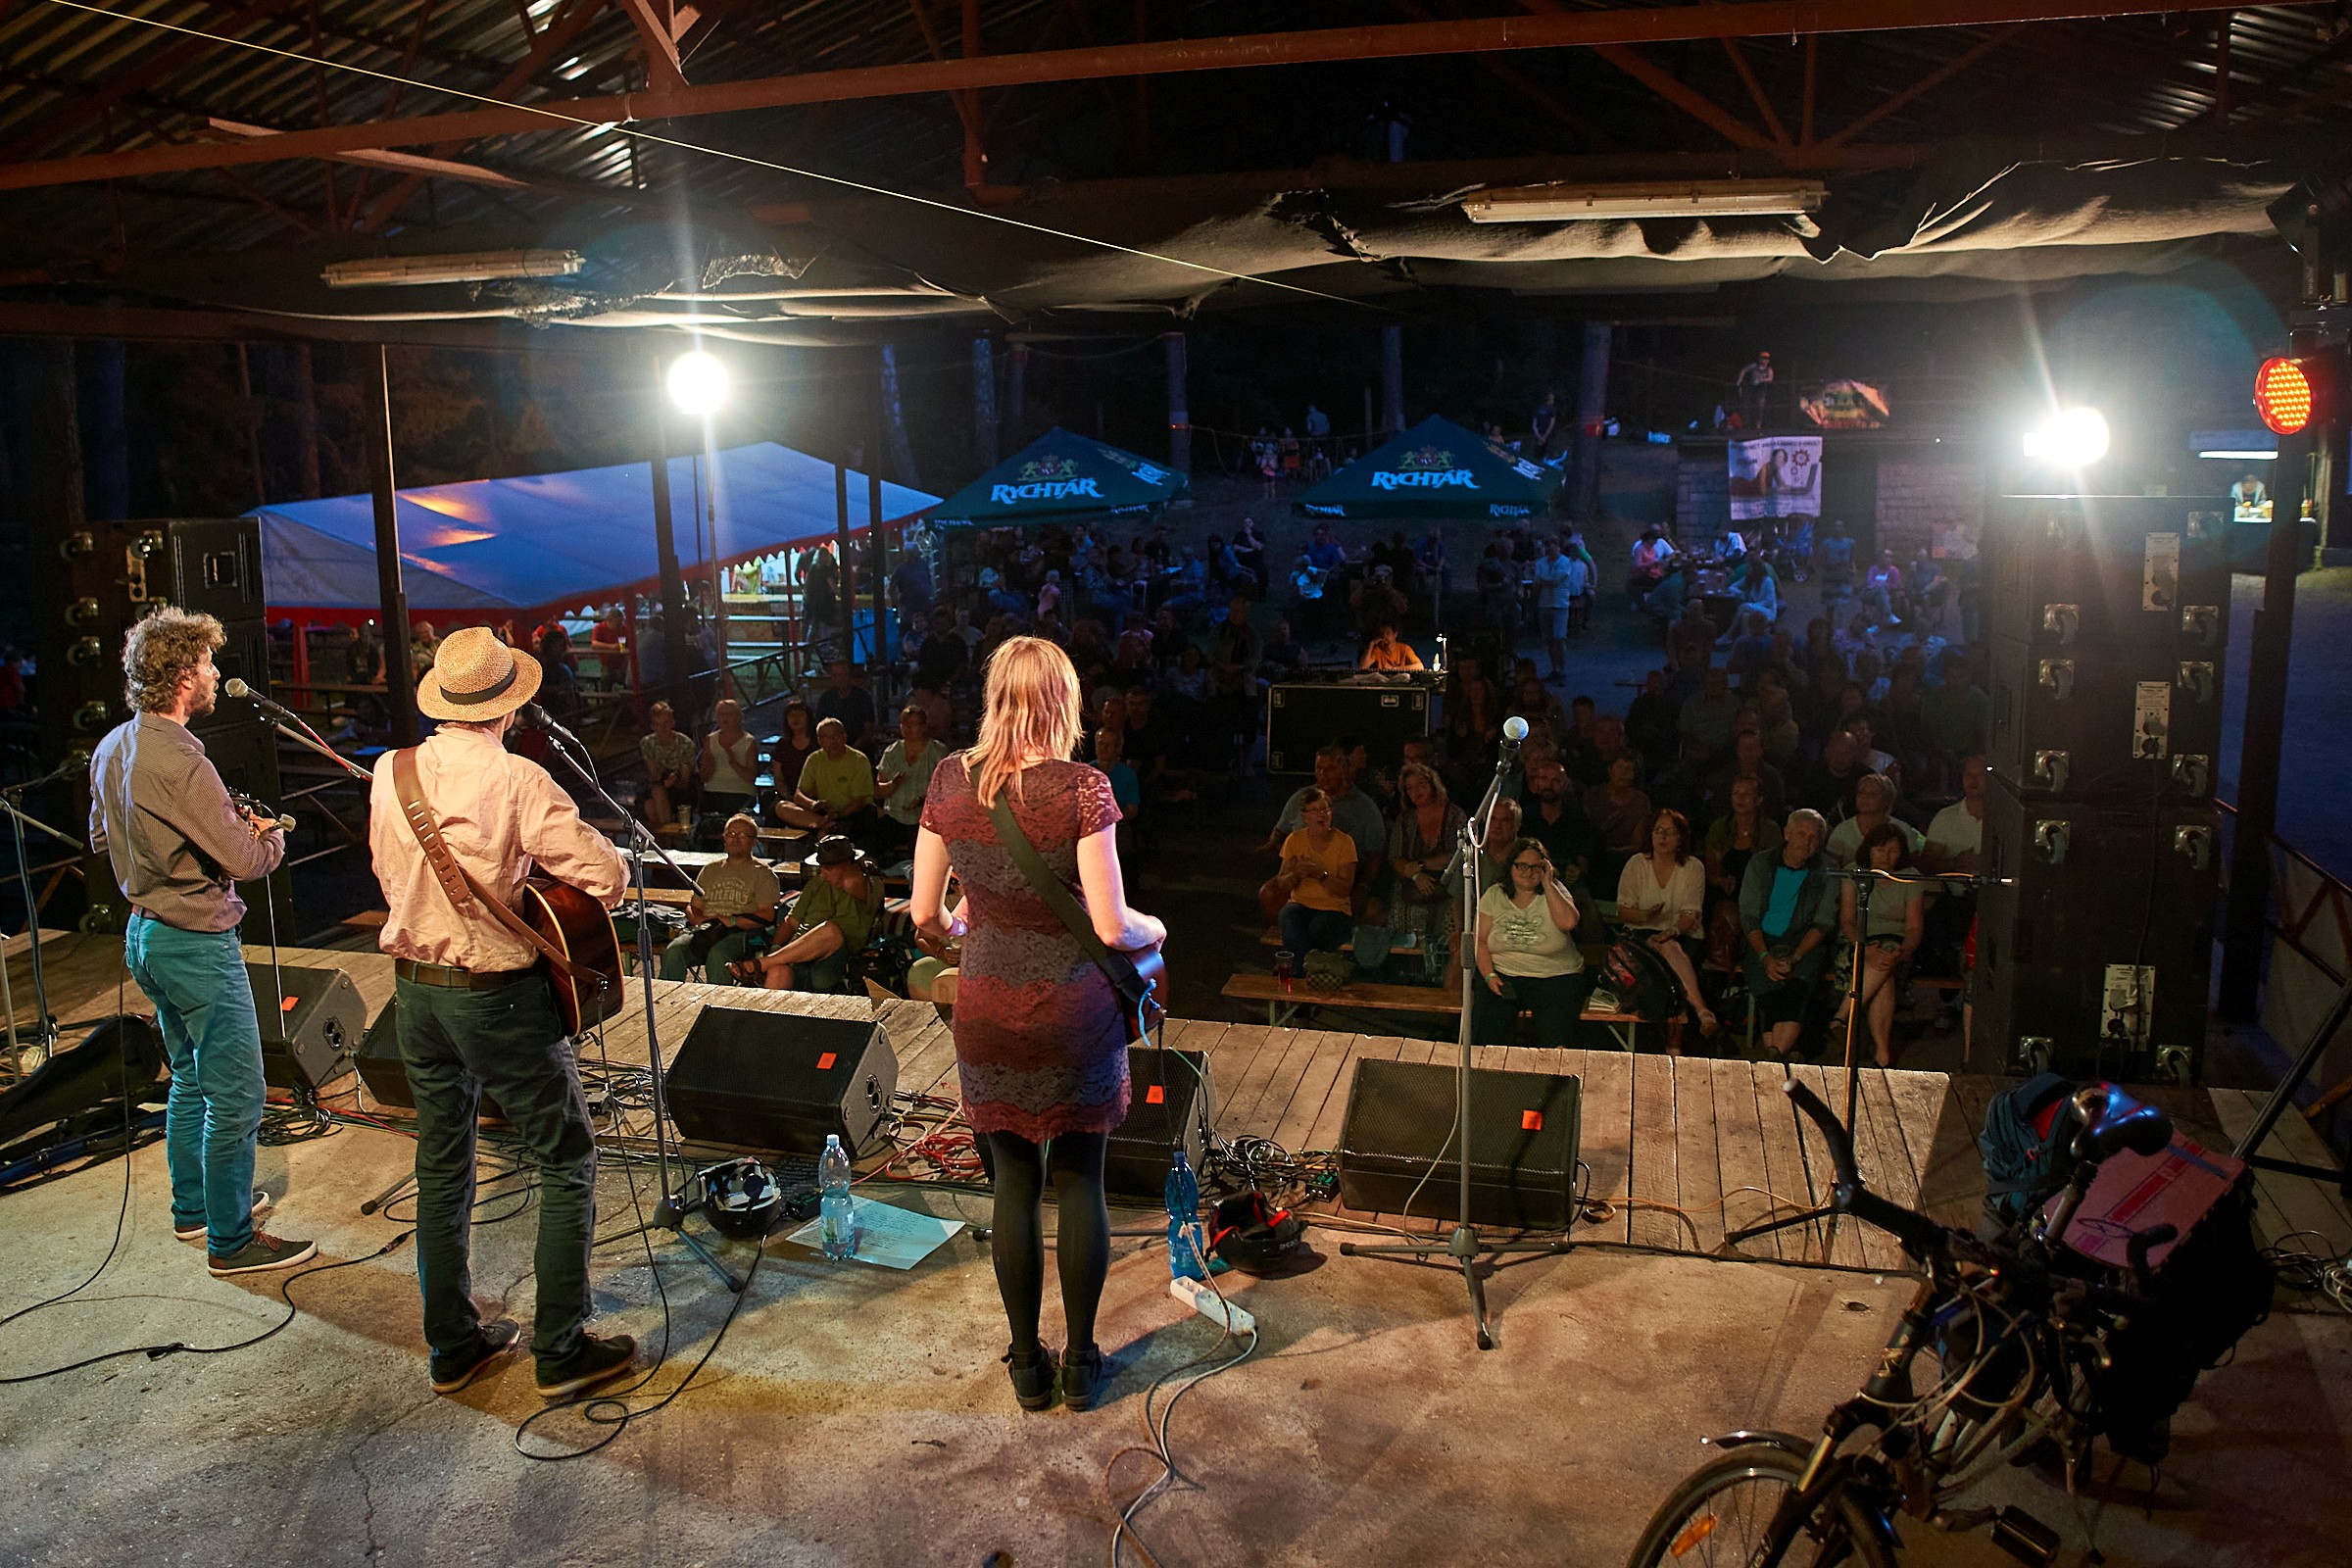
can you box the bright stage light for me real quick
[2021,407,2110,466]
[2254,357,2313,435]
[666,350,730,416]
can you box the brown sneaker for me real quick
[207,1232,318,1276]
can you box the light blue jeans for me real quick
[125,915,264,1255]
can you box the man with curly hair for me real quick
[88,607,311,1276]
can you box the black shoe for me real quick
[1058,1345,1107,1412]
[430,1317,519,1395]
[535,1333,637,1400]
[1003,1345,1058,1412]
[206,1231,317,1276]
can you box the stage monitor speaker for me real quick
[1102,1046,1210,1200]
[1339,1058,1582,1230]
[250,962,364,1093]
[667,1008,900,1155]
[351,995,508,1118]
[1265,681,1431,775]
[1974,776,2219,1081]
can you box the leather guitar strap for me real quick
[391,748,591,980]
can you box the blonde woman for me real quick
[910,636,1165,1416]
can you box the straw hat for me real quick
[416,624,542,722]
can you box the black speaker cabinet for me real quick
[667,1007,900,1155]
[1265,681,1431,774]
[1986,495,2230,653]
[351,995,508,1118]
[1975,777,2219,1081]
[1103,1046,1211,1200]
[250,962,364,1093]
[1987,633,2224,804]
[1339,1058,1582,1229]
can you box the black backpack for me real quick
[1599,938,1684,1022]
[1977,1071,2077,1229]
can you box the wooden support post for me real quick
[834,460,858,662]
[1571,320,1610,523]
[647,350,695,717]
[2220,417,2314,1016]
[1380,327,1404,439]
[972,332,999,468]
[1165,330,1191,476]
[360,345,419,747]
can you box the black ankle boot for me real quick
[1002,1345,1058,1411]
[1058,1345,1106,1412]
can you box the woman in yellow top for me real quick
[1274,787,1356,954]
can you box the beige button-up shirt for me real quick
[369,725,627,971]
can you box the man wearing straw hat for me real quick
[368,625,634,1399]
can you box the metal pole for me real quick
[835,460,858,662]
[361,345,419,748]
[1165,330,1191,476]
[2219,419,2313,1017]
[647,350,696,716]
[869,426,891,679]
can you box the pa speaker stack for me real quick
[1338,1058,1582,1229]
[250,962,365,1094]
[667,1008,902,1155]
[1980,496,2230,1082]
[39,518,290,939]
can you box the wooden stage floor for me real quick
[11,932,2348,1275]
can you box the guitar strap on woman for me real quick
[985,792,1163,1037]
[390,748,601,986]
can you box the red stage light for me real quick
[2255,357,2313,435]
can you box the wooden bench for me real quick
[1219,972,1640,1050]
[1258,928,1426,958]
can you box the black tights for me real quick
[985,1129,1110,1357]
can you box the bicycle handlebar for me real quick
[1779,1079,1957,1261]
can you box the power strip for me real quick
[1169,1276,1254,1336]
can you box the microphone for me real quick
[221,677,302,725]
[1499,715,1531,751]
[518,703,584,749]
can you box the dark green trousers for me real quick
[395,974,599,1366]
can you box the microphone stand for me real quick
[0,784,80,1068]
[1341,733,1567,1349]
[527,710,740,1293]
[1727,865,1991,1253]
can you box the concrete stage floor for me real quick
[3,943,2350,1566]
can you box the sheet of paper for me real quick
[783,1197,964,1270]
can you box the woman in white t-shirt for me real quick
[1616,808,1716,1049]
[1473,838,1590,1049]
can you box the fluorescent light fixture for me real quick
[2022,408,2110,466]
[1460,178,1827,223]
[2191,429,2277,460]
[666,350,730,416]
[321,249,586,288]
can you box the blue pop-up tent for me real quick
[254,441,937,623]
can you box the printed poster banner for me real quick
[1728,435,1822,521]
[1798,379,1891,430]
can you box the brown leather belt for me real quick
[395,957,536,990]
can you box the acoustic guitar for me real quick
[519,876,623,1036]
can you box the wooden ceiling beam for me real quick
[0,0,2278,193]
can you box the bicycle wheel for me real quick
[1626,1446,1896,1568]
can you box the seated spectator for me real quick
[1755,686,1801,765]
[1444,656,1503,760]
[1385,760,1467,945]
[1666,597,1716,675]
[872,703,949,858]
[1519,756,1596,895]
[1825,773,1925,868]
[1616,808,1716,1049]
[774,716,875,838]
[1359,619,1424,671]
[812,660,877,751]
[697,698,760,842]
[1735,557,1779,624]
[1740,808,1838,1057]
[1121,684,1191,806]
[1441,797,1522,903]
[1094,725,1143,859]
[1921,650,1989,781]
[1704,775,1782,970]
[1271,788,1357,955]
[1623,668,1679,773]
[1583,751,1652,890]
[1835,821,1927,1067]
[1165,642,1212,705]
[1259,616,1308,682]
[914,606,968,691]
[1257,743,1387,921]
[769,700,821,802]
[1505,670,1568,753]
[1677,666,1740,762]
[662,814,780,983]
[536,628,585,725]
[1798,729,1868,823]
[733,836,882,993]
[1725,611,1776,689]
[639,699,695,828]
[1706,728,1788,824]
[1922,755,1986,874]
[1840,713,1901,794]
[1352,564,1410,644]
[1472,838,1591,1050]
[904,677,953,741]
[588,608,630,689]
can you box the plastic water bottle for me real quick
[1164,1150,1205,1280]
[819,1135,856,1261]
